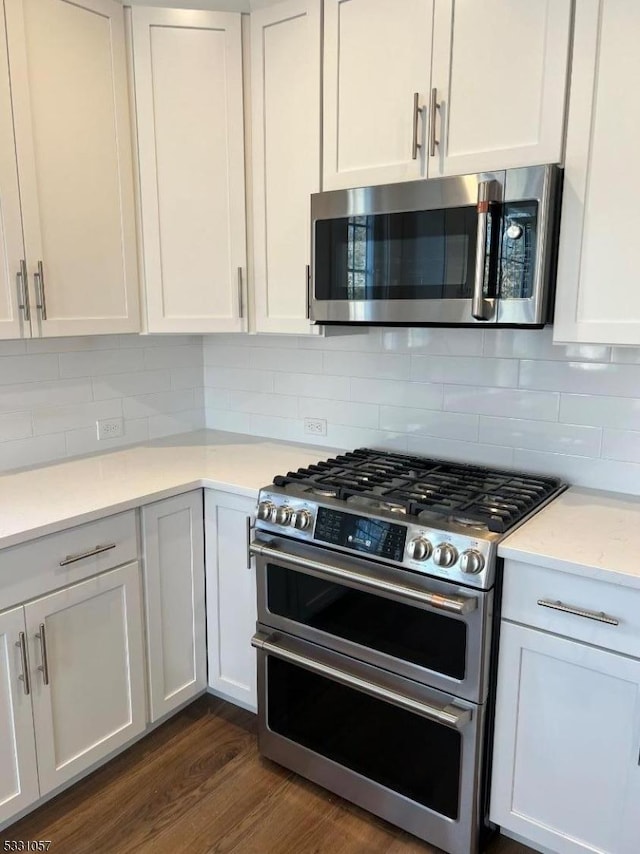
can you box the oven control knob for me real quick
[272,505,292,526]
[292,509,312,530]
[460,549,485,575]
[407,537,432,561]
[257,500,276,522]
[433,543,458,568]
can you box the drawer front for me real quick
[502,560,640,659]
[0,512,138,612]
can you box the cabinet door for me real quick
[5,0,139,337]
[430,0,571,177]
[0,8,28,340]
[323,0,433,190]
[491,622,640,854]
[141,491,206,722]
[251,0,321,335]
[554,0,640,346]
[0,607,39,825]
[131,7,247,334]
[205,490,257,712]
[25,562,146,795]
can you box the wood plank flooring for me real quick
[1,696,535,854]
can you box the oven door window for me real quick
[267,655,462,819]
[314,206,477,301]
[266,564,467,679]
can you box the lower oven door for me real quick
[252,535,492,702]
[253,627,485,854]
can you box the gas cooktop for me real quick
[255,448,566,589]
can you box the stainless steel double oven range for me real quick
[249,449,565,854]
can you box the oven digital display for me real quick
[315,507,406,561]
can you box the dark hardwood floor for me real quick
[1,696,535,854]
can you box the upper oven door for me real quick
[310,165,559,327]
[251,534,493,703]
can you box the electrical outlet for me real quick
[304,417,327,437]
[96,417,124,441]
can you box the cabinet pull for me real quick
[306,264,311,320]
[16,632,30,695]
[36,623,50,686]
[34,260,47,320]
[411,92,422,160]
[237,267,243,318]
[429,87,440,157]
[537,599,619,626]
[17,259,30,322]
[246,515,255,570]
[59,542,116,566]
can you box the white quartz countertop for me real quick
[0,430,340,550]
[498,487,640,589]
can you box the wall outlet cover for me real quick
[304,418,327,436]
[96,417,124,441]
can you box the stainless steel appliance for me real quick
[249,449,566,854]
[310,165,561,327]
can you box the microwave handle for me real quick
[472,180,500,321]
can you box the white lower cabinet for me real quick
[0,606,39,825]
[205,490,257,712]
[491,621,640,854]
[25,563,146,796]
[141,491,206,722]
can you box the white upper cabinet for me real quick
[430,0,571,177]
[5,0,140,337]
[0,9,28,340]
[554,0,640,346]
[131,7,247,334]
[250,0,321,334]
[323,0,434,190]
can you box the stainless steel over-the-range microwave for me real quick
[309,164,562,327]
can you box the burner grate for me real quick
[273,449,564,533]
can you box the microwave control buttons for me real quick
[459,549,485,575]
[257,500,275,521]
[407,537,432,562]
[433,543,458,568]
[292,509,312,530]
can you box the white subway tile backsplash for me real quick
[380,406,479,442]
[351,378,443,409]
[478,415,602,457]
[601,429,640,463]
[323,350,411,380]
[444,386,559,421]
[519,360,640,396]
[203,329,640,494]
[411,355,519,387]
[226,390,299,418]
[0,334,203,474]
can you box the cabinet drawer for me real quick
[502,561,640,659]
[0,512,138,612]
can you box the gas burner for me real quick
[346,495,410,515]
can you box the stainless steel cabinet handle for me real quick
[249,541,477,615]
[411,92,422,160]
[537,599,619,626]
[429,87,439,157]
[17,259,30,322]
[252,632,472,730]
[36,623,49,686]
[34,260,47,320]
[59,542,116,566]
[246,516,255,570]
[16,632,30,695]
[237,267,243,318]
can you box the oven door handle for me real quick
[252,632,472,730]
[249,541,477,615]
